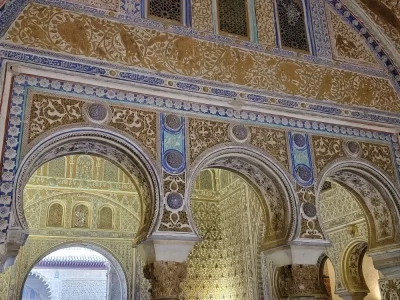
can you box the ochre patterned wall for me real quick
[182,169,266,299]
[5,3,400,112]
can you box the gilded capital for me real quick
[143,261,187,299]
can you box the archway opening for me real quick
[318,179,383,299]
[8,154,144,299]
[22,246,123,300]
[182,168,268,299]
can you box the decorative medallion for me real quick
[165,150,185,171]
[86,103,109,123]
[166,193,184,210]
[296,165,313,184]
[165,114,182,131]
[345,141,361,157]
[302,202,317,218]
[229,124,250,142]
[293,133,306,149]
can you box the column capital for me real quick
[143,261,187,300]
[137,239,197,265]
[263,241,329,266]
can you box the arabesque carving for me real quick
[144,261,187,299]
[6,3,400,112]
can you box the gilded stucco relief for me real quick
[25,91,157,159]
[326,7,380,67]
[6,3,400,112]
[182,169,266,299]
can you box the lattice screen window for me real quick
[217,0,249,37]
[276,0,309,52]
[148,0,182,23]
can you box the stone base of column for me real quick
[143,261,187,300]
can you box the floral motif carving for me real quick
[188,118,230,162]
[360,142,395,178]
[143,261,187,299]
[67,0,120,11]
[312,135,345,174]
[29,93,84,143]
[6,3,400,112]
[109,106,157,158]
[249,126,288,169]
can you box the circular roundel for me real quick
[230,124,250,142]
[302,202,317,218]
[293,133,306,149]
[296,165,313,184]
[346,141,361,156]
[167,192,183,210]
[165,150,185,170]
[87,103,108,123]
[165,114,182,131]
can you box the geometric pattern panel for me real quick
[149,0,181,22]
[6,3,400,113]
[277,0,309,52]
[218,0,248,37]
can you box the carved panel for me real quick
[312,135,345,174]
[379,279,400,300]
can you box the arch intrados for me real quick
[20,242,128,300]
[187,146,298,246]
[12,129,161,243]
[316,160,400,247]
[340,239,368,292]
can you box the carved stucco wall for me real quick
[181,169,266,299]
[0,155,140,299]
[319,182,381,299]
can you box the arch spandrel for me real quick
[10,129,161,249]
[187,146,298,249]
